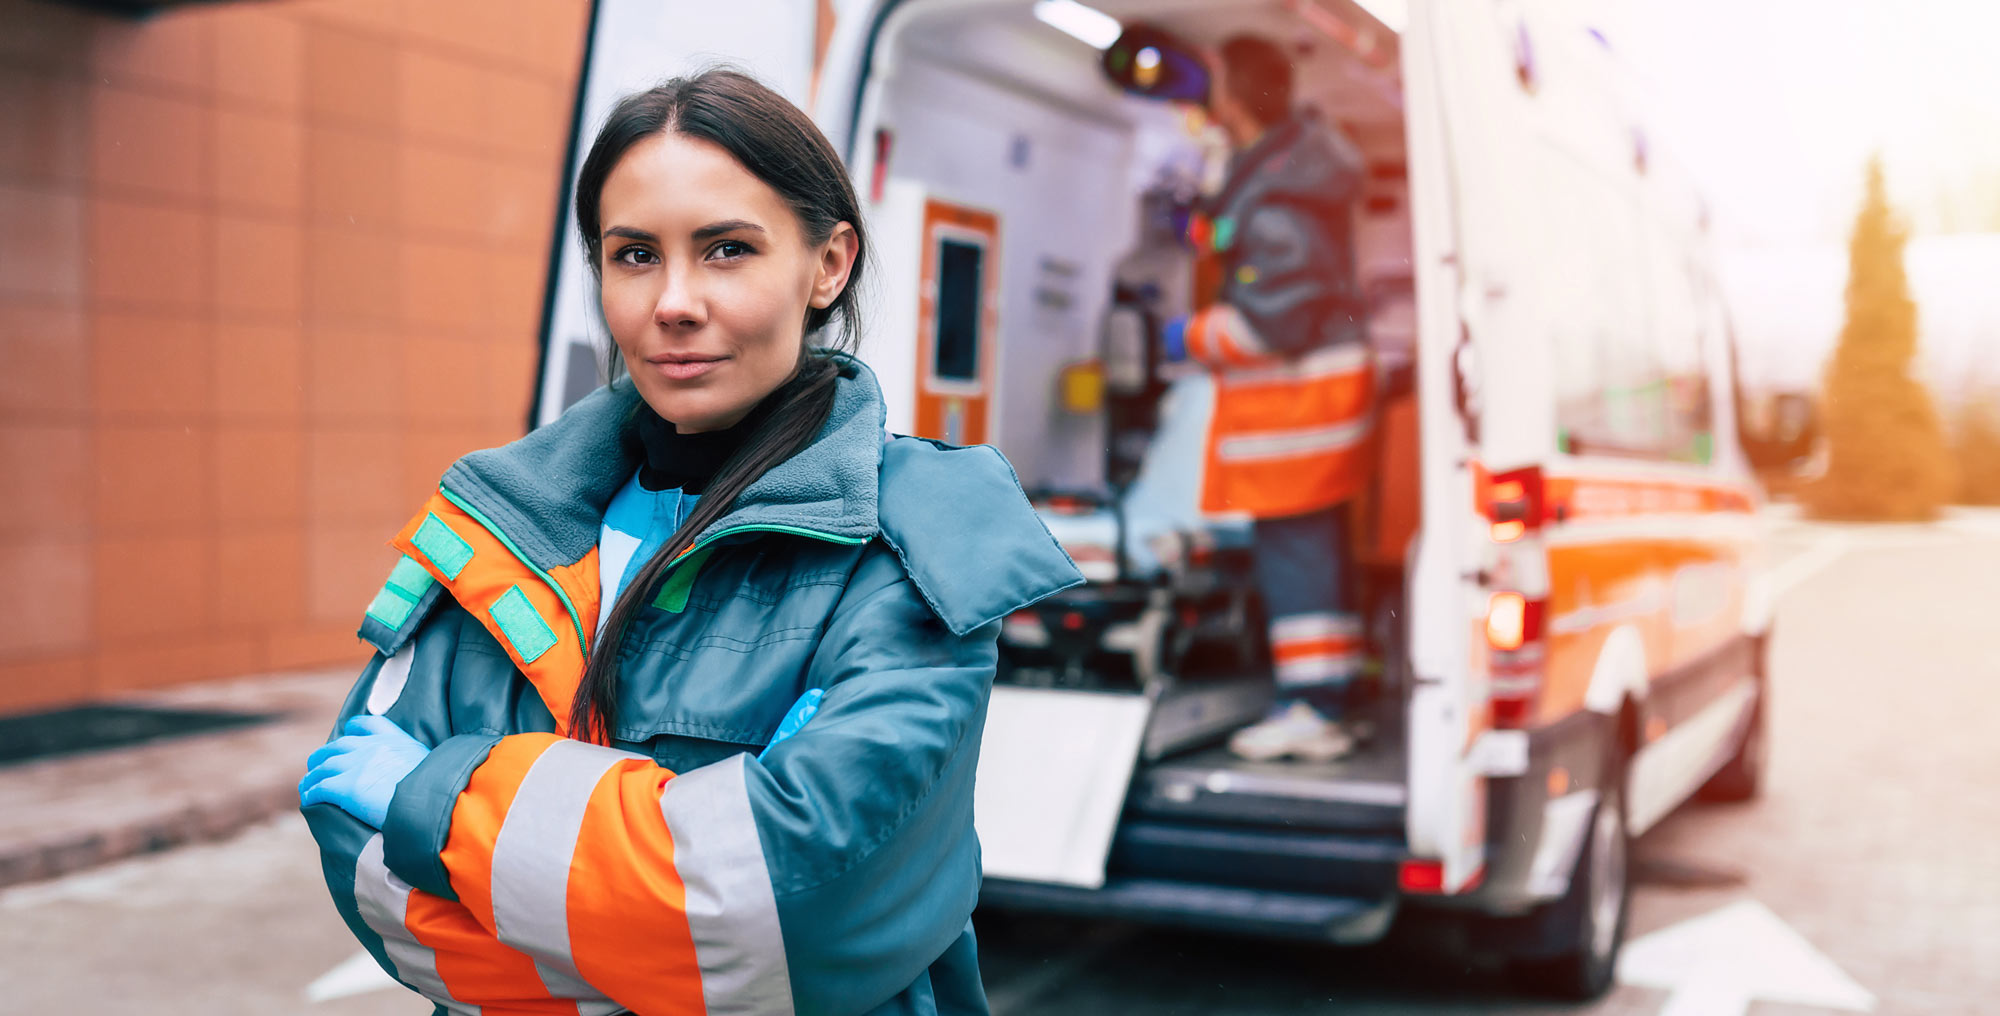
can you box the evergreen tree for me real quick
[1953,392,2000,505]
[1803,157,1955,520]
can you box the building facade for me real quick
[0,0,590,712]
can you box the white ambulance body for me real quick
[532,0,1770,998]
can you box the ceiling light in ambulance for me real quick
[1034,0,1121,51]
[1347,0,1408,33]
[1133,45,1161,88]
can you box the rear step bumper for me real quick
[980,876,1397,944]
[982,820,1406,945]
[1108,820,1404,899]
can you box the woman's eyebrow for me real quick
[692,219,767,241]
[602,226,657,242]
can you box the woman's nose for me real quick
[651,267,705,329]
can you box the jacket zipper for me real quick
[439,489,873,655]
[661,523,870,582]
[679,523,869,560]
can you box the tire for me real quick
[1700,678,1768,803]
[1509,752,1631,1001]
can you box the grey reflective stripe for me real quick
[660,753,796,1016]
[1269,612,1363,644]
[1275,652,1366,686]
[1217,419,1370,462]
[1220,343,1368,386]
[352,834,479,1015]
[488,739,638,1003]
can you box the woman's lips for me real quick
[648,356,727,381]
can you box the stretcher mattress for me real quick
[1037,375,1252,583]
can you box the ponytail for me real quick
[569,354,842,742]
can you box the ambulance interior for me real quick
[857,0,1419,790]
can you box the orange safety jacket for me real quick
[1184,111,1375,520]
[1183,304,1374,518]
[304,360,1082,1016]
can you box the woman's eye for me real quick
[613,246,658,267]
[707,240,753,261]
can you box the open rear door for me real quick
[531,0,836,425]
[1401,0,1528,894]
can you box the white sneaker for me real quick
[1228,701,1356,763]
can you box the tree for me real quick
[1803,157,1955,521]
[1953,392,2000,505]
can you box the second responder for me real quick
[1166,34,1375,763]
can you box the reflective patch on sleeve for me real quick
[660,753,796,1016]
[365,643,415,715]
[365,555,438,630]
[413,513,475,580]
[364,586,416,630]
[351,834,479,1015]
[488,585,558,663]
[488,739,638,1006]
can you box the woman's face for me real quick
[596,132,857,433]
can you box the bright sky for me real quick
[1593,0,2000,396]
[1353,0,2000,244]
[1602,0,2000,246]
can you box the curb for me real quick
[0,782,302,889]
[0,666,357,891]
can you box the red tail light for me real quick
[1486,592,1546,652]
[1399,859,1486,895]
[1483,467,1548,728]
[1398,858,1445,893]
[1487,592,1547,728]
[1485,467,1544,542]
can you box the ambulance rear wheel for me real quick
[1508,752,1630,1001]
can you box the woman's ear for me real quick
[809,222,860,310]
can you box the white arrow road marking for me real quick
[1618,899,1875,1016]
[305,949,398,1003]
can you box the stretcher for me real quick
[1005,376,1275,759]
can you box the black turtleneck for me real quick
[632,394,780,494]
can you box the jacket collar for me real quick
[440,354,886,570]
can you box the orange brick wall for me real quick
[0,0,592,712]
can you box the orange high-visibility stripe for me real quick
[1272,634,1364,663]
[402,890,576,1014]
[443,733,563,932]
[393,496,589,734]
[547,553,602,646]
[1201,360,1375,517]
[564,758,708,1011]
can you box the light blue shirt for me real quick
[596,470,699,637]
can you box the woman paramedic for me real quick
[296,70,1081,1016]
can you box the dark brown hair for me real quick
[568,69,867,742]
[1218,34,1294,128]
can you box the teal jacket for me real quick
[303,356,1082,1016]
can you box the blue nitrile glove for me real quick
[758,689,824,761]
[1161,315,1190,363]
[299,714,431,829]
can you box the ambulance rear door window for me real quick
[934,238,983,383]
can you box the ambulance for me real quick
[532,0,1774,999]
